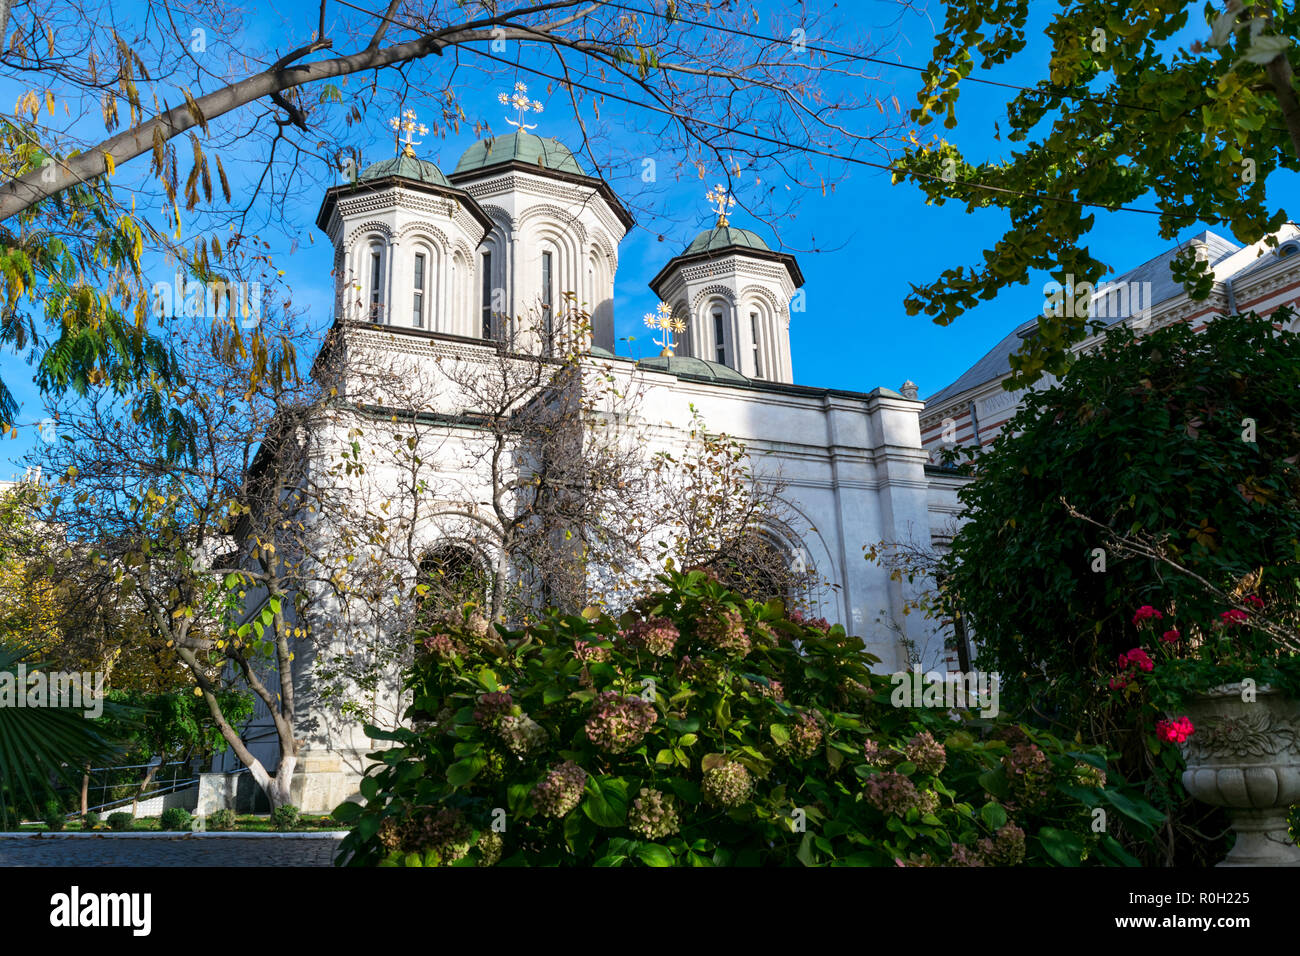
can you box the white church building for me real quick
[216,113,973,810]
[224,107,1300,812]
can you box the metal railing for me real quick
[75,760,197,817]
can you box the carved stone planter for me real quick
[1179,683,1300,866]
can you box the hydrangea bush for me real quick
[333,571,1160,866]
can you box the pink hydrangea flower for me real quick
[573,639,610,664]
[789,609,832,633]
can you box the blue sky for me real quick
[2,1,1294,476]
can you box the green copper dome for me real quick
[357,155,450,186]
[683,225,770,256]
[637,354,749,384]
[453,131,584,176]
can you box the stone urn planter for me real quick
[1179,683,1300,866]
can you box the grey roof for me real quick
[683,224,771,255]
[358,155,450,186]
[1234,232,1300,279]
[453,131,584,176]
[923,231,1242,408]
[636,354,749,383]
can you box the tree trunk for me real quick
[269,752,298,810]
[0,26,472,221]
[491,552,508,621]
[131,762,159,818]
[1266,52,1300,161]
[79,760,90,819]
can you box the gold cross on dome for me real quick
[706,184,736,226]
[644,301,686,356]
[498,82,544,131]
[389,109,428,157]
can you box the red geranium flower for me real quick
[1132,606,1163,627]
[1155,716,1195,743]
[1119,647,1154,672]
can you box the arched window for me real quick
[715,532,805,607]
[541,249,555,354]
[481,250,494,339]
[412,252,427,328]
[749,309,763,379]
[711,303,728,365]
[415,545,491,626]
[367,242,385,322]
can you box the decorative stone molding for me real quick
[591,229,618,273]
[337,192,400,219]
[458,173,623,238]
[736,258,792,282]
[396,221,453,251]
[479,203,513,230]
[452,202,486,241]
[1236,266,1300,304]
[676,256,787,285]
[680,260,733,284]
[1184,704,1299,763]
[516,203,588,244]
[393,188,456,219]
[344,220,394,248]
[1179,684,1300,866]
[738,283,782,308]
[691,283,737,313]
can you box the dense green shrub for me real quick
[271,805,300,831]
[43,799,66,831]
[108,811,134,831]
[160,807,192,831]
[208,808,237,830]
[334,570,1160,866]
[82,811,101,829]
[943,309,1300,717]
[939,309,1300,863]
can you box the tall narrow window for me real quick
[412,253,426,328]
[750,311,763,379]
[369,247,383,322]
[481,251,493,339]
[713,308,726,364]
[541,251,554,353]
[450,257,459,327]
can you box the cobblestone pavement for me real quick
[0,833,347,866]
